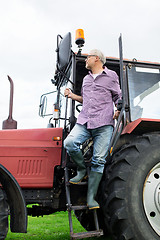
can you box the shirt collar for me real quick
[89,66,108,75]
[102,66,109,76]
[89,66,109,76]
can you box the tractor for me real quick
[0,29,160,240]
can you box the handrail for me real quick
[108,34,127,157]
[108,109,125,156]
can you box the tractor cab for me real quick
[39,29,160,155]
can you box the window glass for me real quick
[128,66,160,121]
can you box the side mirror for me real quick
[39,95,47,117]
[57,32,72,71]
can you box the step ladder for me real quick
[65,166,103,240]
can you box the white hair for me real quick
[89,49,106,65]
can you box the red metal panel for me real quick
[122,118,160,135]
[0,128,63,188]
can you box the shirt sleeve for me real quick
[81,77,86,97]
[81,86,83,97]
[111,73,122,105]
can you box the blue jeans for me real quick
[64,124,113,173]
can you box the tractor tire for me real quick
[0,189,8,240]
[99,133,160,240]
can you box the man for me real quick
[64,49,121,209]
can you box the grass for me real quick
[6,211,111,240]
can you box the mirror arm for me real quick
[56,34,63,51]
[56,66,75,86]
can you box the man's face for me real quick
[85,54,97,70]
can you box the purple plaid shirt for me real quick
[77,67,121,129]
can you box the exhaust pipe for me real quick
[2,76,17,129]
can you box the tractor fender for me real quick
[0,164,27,233]
[122,118,160,135]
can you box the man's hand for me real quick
[113,110,120,120]
[64,88,73,98]
[64,88,83,103]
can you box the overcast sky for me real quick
[0,0,160,129]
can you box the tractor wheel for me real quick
[0,188,8,239]
[99,133,160,240]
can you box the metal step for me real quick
[66,181,88,186]
[66,204,88,211]
[71,205,88,211]
[71,230,104,240]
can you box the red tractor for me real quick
[0,30,160,240]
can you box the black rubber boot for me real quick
[69,151,87,184]
[87,171,102,209]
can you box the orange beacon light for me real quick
[75,29,85,47]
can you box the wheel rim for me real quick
[143,162,160,236]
